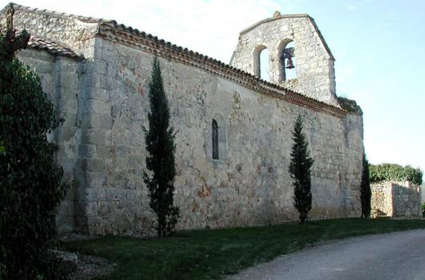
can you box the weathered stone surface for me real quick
[371,181,422,217]
[4,5,364,235]
[231,15,338,106]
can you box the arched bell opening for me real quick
[253,45,270,81]
[278,40,297,82]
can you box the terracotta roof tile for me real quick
[7,3,347,116]
[28,36,83,60]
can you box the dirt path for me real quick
[226,229,425,280]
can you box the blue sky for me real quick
[2,0,424,174]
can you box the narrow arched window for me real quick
[212,119,219,159]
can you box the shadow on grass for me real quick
[62,218,425,280]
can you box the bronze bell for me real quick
[286,57,295,69]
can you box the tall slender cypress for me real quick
[289,115,314,224]
[144,57,179,237]
[360,153,371,218]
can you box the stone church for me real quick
[1,4,364,235]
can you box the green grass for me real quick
[62,218,425,280]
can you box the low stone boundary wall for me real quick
[371,181,421,217]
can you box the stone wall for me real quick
[371,181,421,217]
[7,4,365,235]
[0,4,98,55]
[65,37,363,235]
[371,182,393,217]
[17,48,84,233]
[393,181,421,217]
[231,14,338,106]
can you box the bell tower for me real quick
[230,12,339,106]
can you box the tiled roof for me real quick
[28,36,83,59]
[8,3,104,24]
[100,20,345,116]
[7,3,347,117]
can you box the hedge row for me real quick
[369,163,423,185]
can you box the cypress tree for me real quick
[144,57,179,237]
[0,5,67,279]
[360,153,371,218]
[289,115,314,224]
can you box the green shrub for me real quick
[0,7,68,279]
[369,163,423,185]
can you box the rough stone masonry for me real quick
[0,4,364,235]
[371,181,422,218]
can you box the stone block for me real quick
[106,187,127,201]
[58,157,76,174]
[79,158,106,172]
[86,171,107,189]
[126,189,142,201]
[87,216,101,226]
[61,113,78,127]
[57,96,79,112]
[78,144,97,158]
[68,201,75,217]
[96,145,114,159]
[85,187,106,202]
[58,126,79,142]
[57,71,80,88]
[81,129,112,146]
[85,202,98,217]
[81,86,110,101]
[57,201,69,217]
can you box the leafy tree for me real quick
[289,115,314,224]
[144,57,179,237]
[360,153,371,218]
[369,163,423,185]
[0,5,67,279]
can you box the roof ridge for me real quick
[99,22,345,115]
[6,2,108,24]
[4,3,345,115]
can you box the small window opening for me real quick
[212,119,219,159]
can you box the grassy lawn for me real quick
[62,218,425,280]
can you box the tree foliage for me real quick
[289,115,314,224]
[360,153,371,218]
[369,163,423,185]
[144,57,179,237]
[0,6,67,279]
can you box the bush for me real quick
[0,6,68,279]
[369,163,423,185]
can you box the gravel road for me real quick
[226,229,425,280]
